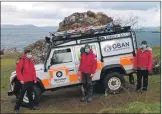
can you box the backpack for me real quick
[16,57,25,74]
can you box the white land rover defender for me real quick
[8,25,137,105]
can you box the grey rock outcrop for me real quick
[58,11,113,31]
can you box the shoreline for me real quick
[1,45,161,53]
[0,45,161,55]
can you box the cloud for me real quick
[1,4,19,13]
[84,2,160,10]
[1,2,161,27]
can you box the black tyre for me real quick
[103,72,125,94]
[16,85,42,107]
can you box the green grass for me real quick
[99,102,160,113]
[1,52,22,91]
[1,52,22,59]
[152,46,161,56]
[0,46,161,113]
[1,58,17,91]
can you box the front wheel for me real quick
[16,85,42,107]
[103,72,125,94]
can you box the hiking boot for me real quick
[135,89,142,93]
[87,97,92,103]
[14,109,19,114]
[130,81,135,85]
[80,97,86,102]
[31,106,40,110]
[142,87,148,92]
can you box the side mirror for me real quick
[48,65,51,69]
[50,58,54,65]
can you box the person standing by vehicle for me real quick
[14,50,40,114]
[78,44,97,103]
[134,41,153,92]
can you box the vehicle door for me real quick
[48,47,79,88]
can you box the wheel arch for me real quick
[100,64,126,80]
[36,77,45,93]
[12,76,45,93]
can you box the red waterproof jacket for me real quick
[134,48,153,71]
[16,56,36,82]
[79,49,97,74]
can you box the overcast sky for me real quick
[1,2,161,27]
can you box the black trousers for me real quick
[14,81,36,110]
[14,81,22,99]
[81,72,93,98]
[136,70,149,90]
[128,73,135,85]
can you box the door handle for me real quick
[75,62,80,65]
[68,68,74,71]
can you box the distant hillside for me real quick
[1,24,58,30]
[1,24,37,28]
[135,26,160,32]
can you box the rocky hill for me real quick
[24,11,114,64]
[57,11,113,31]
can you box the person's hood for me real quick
[21,55,27,59]
[89,49,94,54]
[11,63,44,77]
[21,55,34,60]
[20,55,44,70]
[140,46,152,51]
[85,49,93,54]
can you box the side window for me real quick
[51,48,73,65]
[90,45,97,56]
[75,45,84,62]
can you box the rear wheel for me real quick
[103,72,125,94]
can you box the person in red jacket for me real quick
[14,50,39,114]
[78,44,97,103]
[134,41,153,92]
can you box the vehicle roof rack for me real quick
[45,25,131,47]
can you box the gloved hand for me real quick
[78,71,82,81]
[78,76,81,81]
[148,69,153,75]
[133,68,137,72]
[34,80,37,83]
[20,80,24,84]
[90,74,94,78]
[78,71,81,76]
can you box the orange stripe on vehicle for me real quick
[120,56,133,66]
[65,68,69,76]
[97,62,101,70]
[49,70,53,78]
[96,61,104,70]
[49,66,69,78]
[69,74,78,82]
[41,79,50,87]
[101,62,104,68]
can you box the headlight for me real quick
[11,71,16,76]
[10,74,16,83]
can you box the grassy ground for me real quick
[0,46,161,113]
[151,46,161,56]
[99,102,160,113]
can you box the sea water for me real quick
[1,28,161,51]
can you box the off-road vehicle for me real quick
[8,24,137,105]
